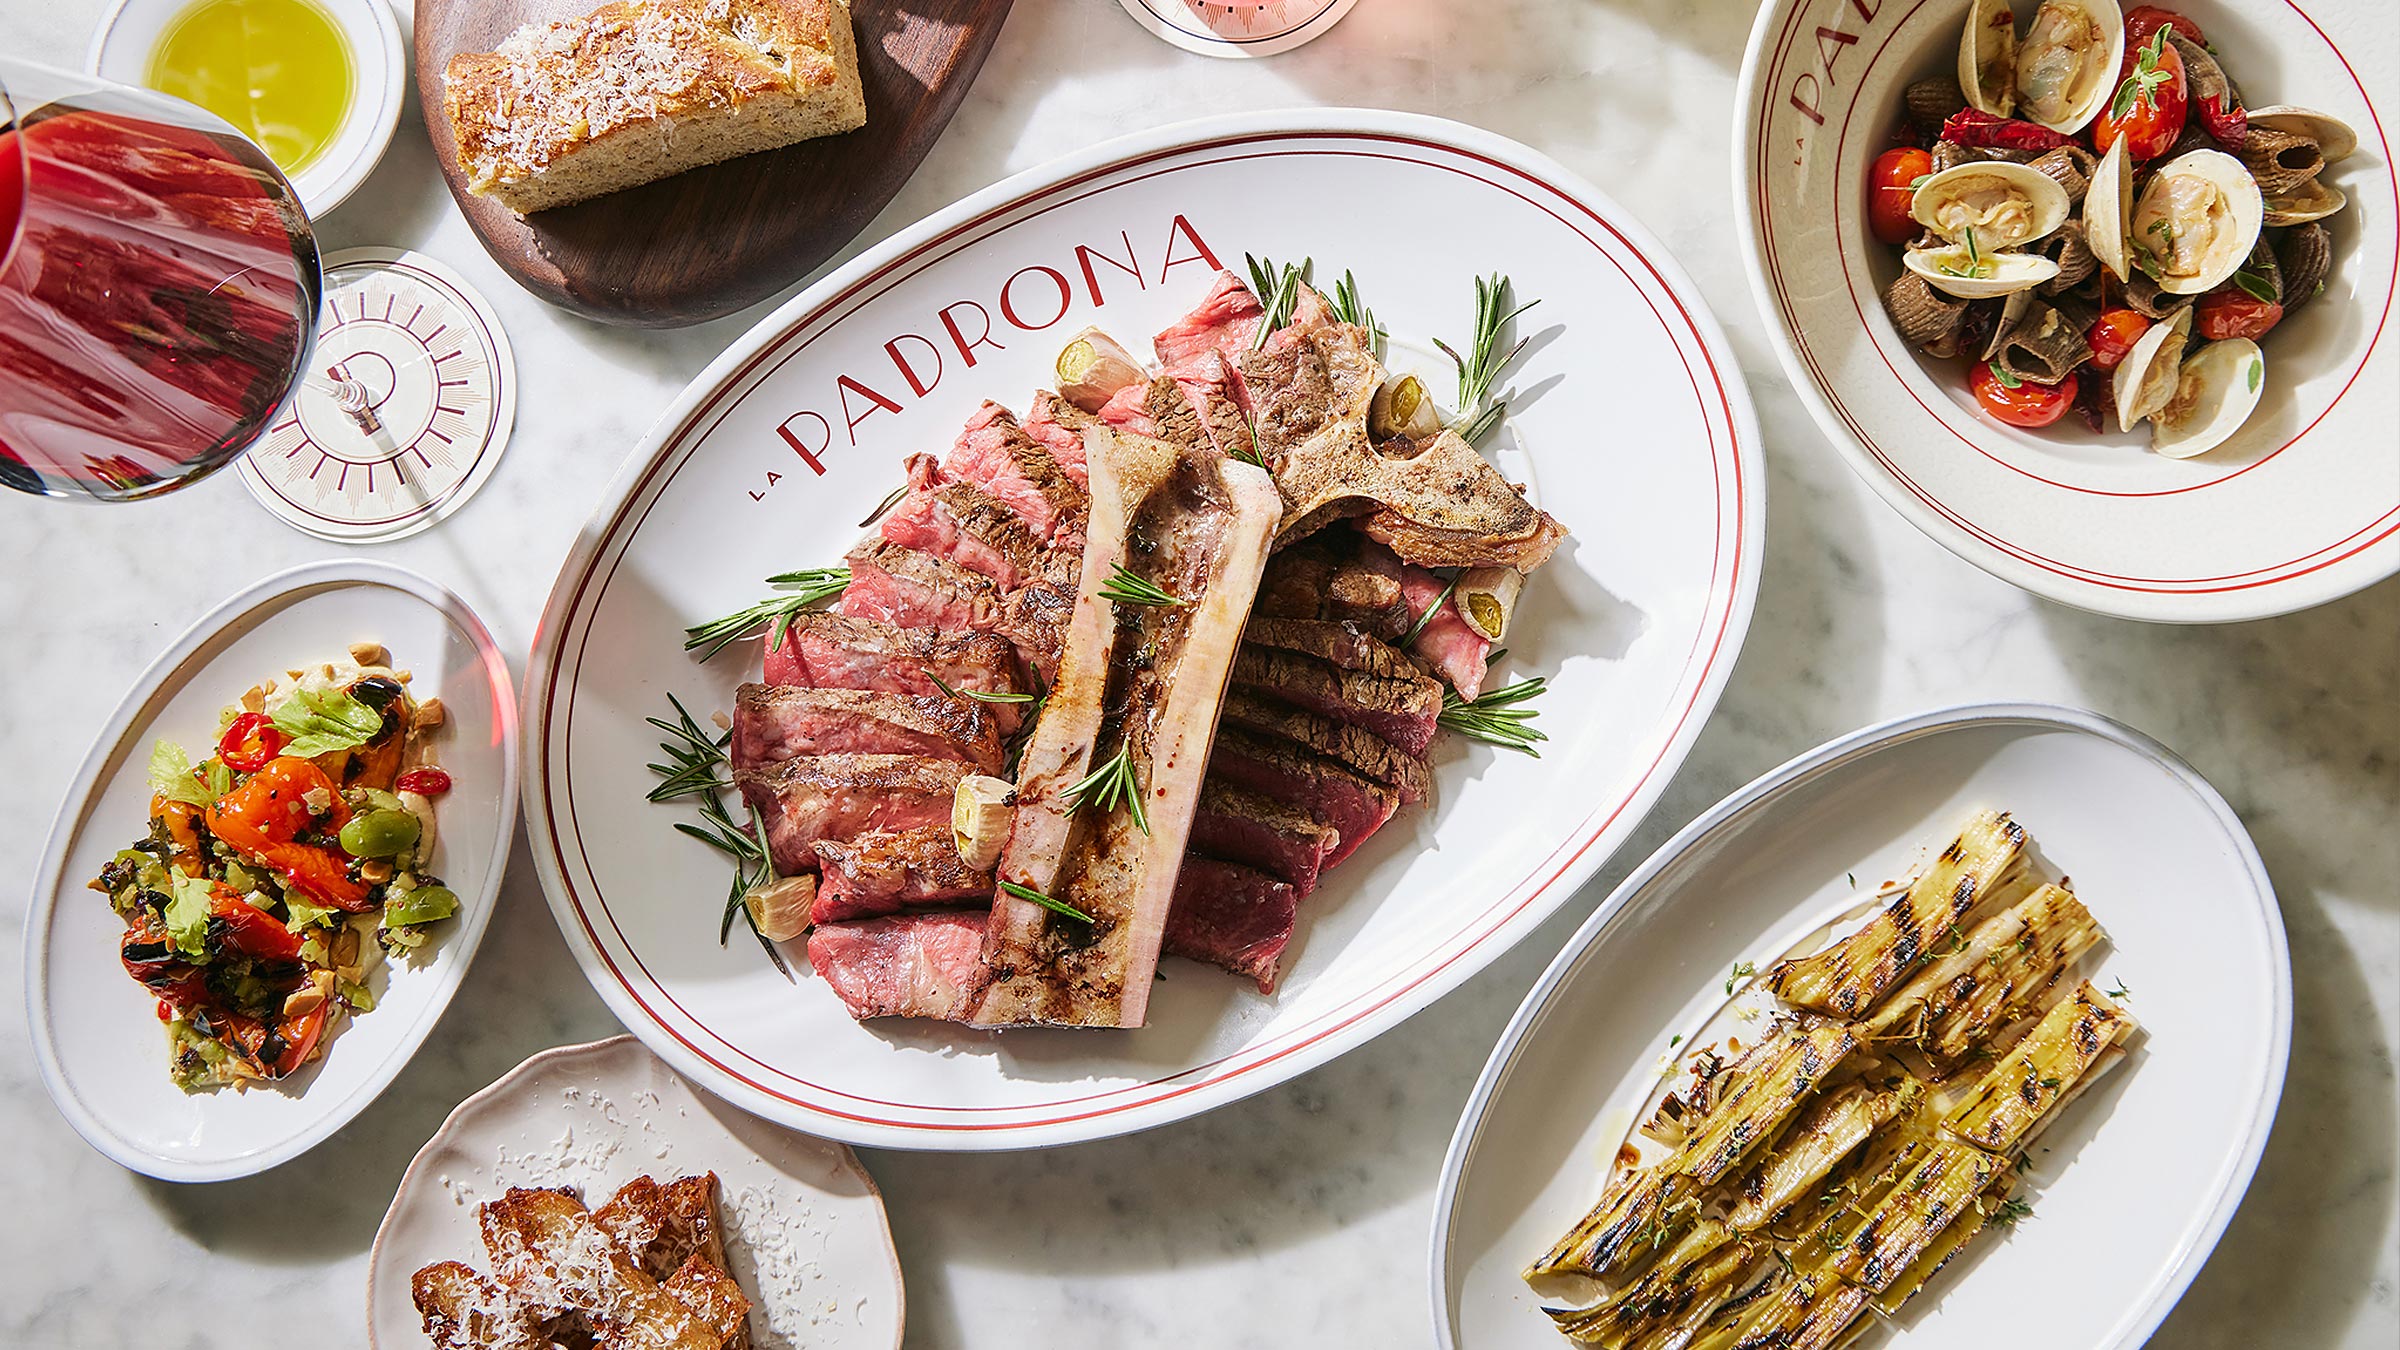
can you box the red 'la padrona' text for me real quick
[1786,0,1893,128]
[753,215,1225,501]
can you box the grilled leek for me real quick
[1527,1165,1702,1284]
[1869,1182,2004,1317]
[1727,1078,1920,1232]
[1944,980,2135,1153]
[1826,1139,2004,1291]
[1766,810,2027,1018]
[1864,883,2106,1069]
[1545,1219,1758,1346]
[1667,1020,1859,1187]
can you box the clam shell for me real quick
[2133,149,2265,295]
[1905,244,2061,299]
[2113,307,2192,431]
[2152,339,2265,459]
[2248,106,2359,164]
[2264,178,2347,227]
[1910,160,2073,249]
[1958,0,2019,118]
[1980,289,2037,361]
[2085,136,2135,282]
[2012,0,2125,135]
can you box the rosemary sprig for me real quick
[1438,674,1549,755]
[859,482,909,528]
[1245,253,1309,351]
[1436,273,1538,445]
[1326,268,1383,345]
[683,567,850,660]
[1000,878,1095,924]
[1097,562,1186,609]
[929,672,1040,704]
[644,694,792,978]
[1060,740,1151,835]
[1401,574,1460,646]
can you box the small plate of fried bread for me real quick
[368,1036,902,1350]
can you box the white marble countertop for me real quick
[2,3,2393,1346]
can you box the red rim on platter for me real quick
[523,110,1762,1150]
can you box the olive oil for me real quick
[146,0,353,176]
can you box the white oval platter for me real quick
[523,109,1762,1150]
[1735,0,2398,622]
[26,559,520,1182]
[1432,703,2290,1349]
[367,1035,903,1350]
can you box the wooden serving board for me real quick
[414,0,1014,328]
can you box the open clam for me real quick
[1958,0,2019,118]
[2085,137,2135,281]
[1905,242,2061,299]
[2012,0,2125,135]
[2247,106,2359,164]
[2264,179,2347,227]
[2129,149,2265,294]
[1910,161,2072,250]
[2113,306,2192,431]
[2151,339,2265,459]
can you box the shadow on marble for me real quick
[131,826,622,1264]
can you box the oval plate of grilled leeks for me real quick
[1432,703,2290,1350]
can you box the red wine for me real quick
[0,100,319,499]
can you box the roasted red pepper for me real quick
[393,767,453,797]
[1938,109,2076,152]
[216,712,287,773]
[205,756,372,910]
[206,891,306,964]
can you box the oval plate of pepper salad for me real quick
[26,560,518,1182]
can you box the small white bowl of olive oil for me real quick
[87,0,405,218]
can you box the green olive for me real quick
[338,808,421,858]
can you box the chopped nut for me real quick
[332,926,361,967]
[349,641,390,667]
[711,710,733,731]
[240,684,268,714]
[282,983,326,1017]
[360,858,394,884]
[415,697,447,730]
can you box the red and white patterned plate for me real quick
[522,111,1761,1150]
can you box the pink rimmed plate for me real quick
[1735,0,2398,622]
[523,109,1761,1150]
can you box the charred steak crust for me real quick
[763,611,1029,730]
[1208,724,1400,868]
[1220,688,1431,804]
[1142,375,1213,458]
[735,753,976,877]
[1190,778,1338,896]
[1230,644,1441,756]
[812,825,994,922]
[732,684,1002,774]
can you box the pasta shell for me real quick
[1906,76,1970,134]
[2248,106,2358,164]
[2275,222,2332,315]
[1883,272,1971,355]
[2240,126,2325,198]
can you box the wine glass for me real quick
[0,56,322,501]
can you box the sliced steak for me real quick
[1220,688,1430,805]
[1189,779,1337,897]
[1234,620,1443,755]
[812,825,993,923]
[840,537,1006,632]
[879,476,1054,591]
[1209,725,1399,868]
[1153,270,1263,368]
[1142,376,1213,458]
[731,684,1002,774]
[975,427,1285,1029]
[736,753,975,876]
[807,911,988,1022]
[944,401,1088,544]
[1163,856,1298,995]
[1000,579,1074,685]
[1094,382,1153,435]
[1396,563,1491,699]
[1256,528,1411,636]
[761,612,1030,733]
[1023,392,1095,487]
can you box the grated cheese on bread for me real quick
[443,0,866,215]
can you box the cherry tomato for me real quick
[2086,308,2152,370]
[216,711,286,773]
[1970,361,2078,428]
[394,766,453,797]
[2094,27,2187,161]
[1868,146,1933,247]
[2123,5,2204,50]
[2195,288,2284,341]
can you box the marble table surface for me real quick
[3,3,2393,1346]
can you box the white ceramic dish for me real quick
[523,109,1762,1150]
[88,0,407,218]
[26,560,519,1182]
[367,1036,904,1350]
[1431,704,2290,1349]
[1734,0,2398,622]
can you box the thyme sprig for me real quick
[1097,562,1186,609]
[683,567,850,660]
[1437,672,1549,755]
[644,695,792,977]
[1000,878,1095,923]
[1060,740,1151,835]
[1437,273,1538,445]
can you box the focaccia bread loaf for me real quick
[443,0,866,215]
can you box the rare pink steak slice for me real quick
[731,684,1002,774]
[807,911,990,1022]
[735,753,975,877]
[1162,856,1298,995]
